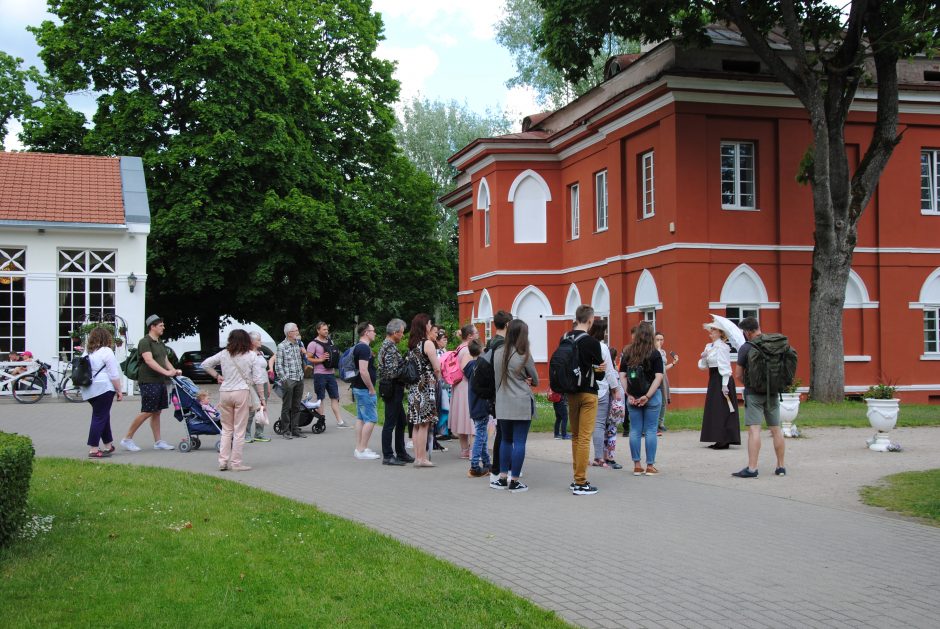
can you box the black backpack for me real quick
[622,356,651,397]
[470,347,497,401]
[744,334,798,396]
[313,338,341,369]
[548,332,592,394]
[71,354,104,387]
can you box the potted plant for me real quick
[862,382,899,452]
[779,378,801,437]
[70,322,122,348]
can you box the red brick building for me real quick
[442,29,940,406]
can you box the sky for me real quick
[0,0,539,151]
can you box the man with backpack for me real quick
[471,310,512,489]
[550,305,604,496]
[308,322,347,428]
[732,317,790,478]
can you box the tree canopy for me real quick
[534,0,940,400]
[16,0,450,344]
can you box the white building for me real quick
[0,152,150,373]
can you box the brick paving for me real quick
[2,389,939,628]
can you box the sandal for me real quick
[87,450,111,459]
[591,458,609,468]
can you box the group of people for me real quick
[76,307,787,485]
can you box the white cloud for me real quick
[502,85,542,132]
[0,0,50,25]
[3,120,25,152]
[428,33,458,48]
[372,0,503,40]
[376,43,440,104]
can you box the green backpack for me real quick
[744,333,798,396]
[121,347,140,381]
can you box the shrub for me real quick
[0,432,35,547]
[863,383,897,400]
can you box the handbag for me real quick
[254,406,270,426]
[231,354,262,411]
[397,349,420,385]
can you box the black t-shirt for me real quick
[351,341,376,390]
[737,341,752,394]
[619,349,665,395]
[564,330,603,394]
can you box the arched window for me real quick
[475,289,494,341]
[508,169,550,244]
[591,278,611,343]
[911,268,940,357]
[564,284,582,317]
[511,285,552,361]
[626,269,662,329]
[711,264,778,324]
[477,178,491,247]
[844,269,877,308]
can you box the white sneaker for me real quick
[354,449,380,460]
[405,440,413,450]
[364,448,378,456]
[153,440,175,450]
[120,438,141,452]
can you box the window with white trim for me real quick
[641,151,655,218]
[485,320,492,342]
[595,170,608,231]
[925,307,939,353]
[641,308,656,331]
[0,248,27,353]
[921,149,940,214]
[720,141,756,209]
[725,306,758,327]
[569,183,580,239]
[58,249,116,357]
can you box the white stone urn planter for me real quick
[865,398,900,451]
[779,392,801,437]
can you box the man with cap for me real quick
[121,315,181,451]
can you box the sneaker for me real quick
[774,467,787,476]
[405,440,414,450]
[554,435,562,440]
[732,467,759,478]
[490,476,508,489]
[644,465,659,476]
[120,438,141,452]
[468,467,487,478]
[244,436,254,443]
[569,481,577,490]
[383,456,406,466]
[254,435,270,442]
[282,432,293,440]
[354,449,380,460]
[153,440,175,450]
[291,431,308,439]
[508,480,528,493]
[229,464,252,472]
[633,463,644,476]
[562,434,571,440]
[364,448,378,456]
[607,460,624,470]
[336,421,350,428]
[572,483,598,495]
[219,463,228,471]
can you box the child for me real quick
[196,390,221,421]
[462,340,491,477]
[548,388,569,439]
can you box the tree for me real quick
[23,0,450,347]
[535,0,940,401]
[495,0,637,109]
[394,97,511,312]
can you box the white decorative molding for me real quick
[591,278,610,315]
[476,178,490,210]
[920,355,940,361]
[628,269,661,313]
[457,290,474,296]
[477,289,493,321]
[708,301,781,310]
[507,169,552,202]
[844,355,872,362]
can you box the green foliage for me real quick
[23,0,450,341]
[862,383,898,400]
[0,432,34,548]
[861,469,940,525]
[785,377,802,394]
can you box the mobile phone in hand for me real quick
[670,351,677,359]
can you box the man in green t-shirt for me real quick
[121,315,182,452]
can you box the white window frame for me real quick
[925,307,939,354]
[725,305,759,327]
[595,170,608,232]
[641,151,655,219]
[570,183,580,240]
[720,141,757,210]
[483,202,491,248]
[641,307,656,331]
[58,249,117,358]
[921,149,940,215]
[0,248,27,353]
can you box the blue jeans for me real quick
[629,390,662,465]
[471,417,491,470]
[499,419,531,479]
[553,398,568,437]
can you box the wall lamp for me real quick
[128,272,138,293]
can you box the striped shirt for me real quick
[275,338,304,381]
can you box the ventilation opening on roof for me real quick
[925,71,940,82]
[722,59,761,74]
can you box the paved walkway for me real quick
[2,389,940,628]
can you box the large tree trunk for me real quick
[197,313,221,351]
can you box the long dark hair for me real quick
[500,319,529,384]
[623,321,655,366]
[588,319,607,342]
[408,313,430,350]
[226,329,252,356]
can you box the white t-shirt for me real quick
[80,347,122,400]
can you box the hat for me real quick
[145,314,164,328]
[702,322,721,331]
[21,350,33,358]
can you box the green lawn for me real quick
[0,459,569,628]
[860,469,940,525]
[350,393,940,433]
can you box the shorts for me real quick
[314,373,339,401]
[352,387,378,423]
[139,382,169,413]
[744,392,780,427]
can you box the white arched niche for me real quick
[709,264,779,310]
[591,278,610,316]
[475,289,494,341]
[477,178,491,247]
[626,269,662,312]
[845,269,878,308]
[564,284,582,317]
[508,169,550,244]
[511,285,552,361]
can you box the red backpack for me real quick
[440,344,466,386]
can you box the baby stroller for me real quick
[272,391,327,435]
[171,376,222,453]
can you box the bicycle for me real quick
[12,360,84,404]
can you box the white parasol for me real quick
[710,314,746,350]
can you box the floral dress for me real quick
[407,342,437,425]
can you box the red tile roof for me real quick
[0,152,126,224]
